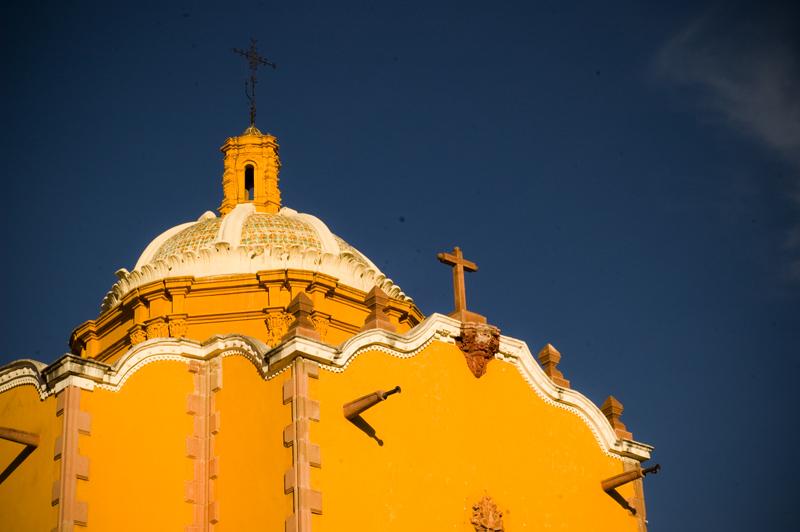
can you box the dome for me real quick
[102,203,409,311]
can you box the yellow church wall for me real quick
[213,355,291,531]
[187,314,271,343]
[78,361,194,531]
[313,342,639,531]
[0,386,58,531]
[183,277,268,315]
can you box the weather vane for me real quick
[233,38,276,126]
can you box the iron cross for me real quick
[233,38,276,126]
[437,246,478,314]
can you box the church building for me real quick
[0,55,657,531]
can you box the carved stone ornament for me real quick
[471,495,504,531]
[311,315,330,342]
[455,322,500,378]
[129,326,147,346]
[145,319,169,340]
[264,311,292,346]
[168,318,188,338]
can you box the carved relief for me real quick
[311,315,330,342]
[168,318,188,338]
[264,311,292,346]
[455,322,500,378]
[145,320,169,340]
[129,326,147,346]
[471,496,504,531]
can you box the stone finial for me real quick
[537,343,570,388]
[361,286,396,332]
[282,292,321,341]
[601,396,633,440]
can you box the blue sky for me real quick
[2,1,798,530]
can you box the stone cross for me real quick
[437,246,486,323]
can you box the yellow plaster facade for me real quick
[315,344,640,530]
[0,386,58,531]
[0,124,655,531]
[78,362,194,531]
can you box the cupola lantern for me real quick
[219,125,281,215]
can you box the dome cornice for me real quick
[103,242,410,311]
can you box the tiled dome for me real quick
[102,203,405,311]
[135,203,374,271]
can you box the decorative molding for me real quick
[455,322,501,378]
[185,357,222,531]
[498,334,652,461]
[0,337,267,401]
[471,495,504,531]
[52,386,90,531]
[264,310,292,346]
[169,315,189,338]
[310,314,330,344]
[0,315,653,461]
[0,359,49,399]
[128,325,147,346]
[145,317,169,340]
[283,358,322,532]
[274,314,653,461]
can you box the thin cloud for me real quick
[655,8,800,279]
[656,13,800,174]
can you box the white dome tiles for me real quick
[103,205,409,311]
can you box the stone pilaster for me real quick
[52,386,91,531]
[185,358,223,531]
[283,358,322,531]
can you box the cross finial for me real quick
[437,246,486,323]
[233,38,276,127]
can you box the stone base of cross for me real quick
[449,308,487,324]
